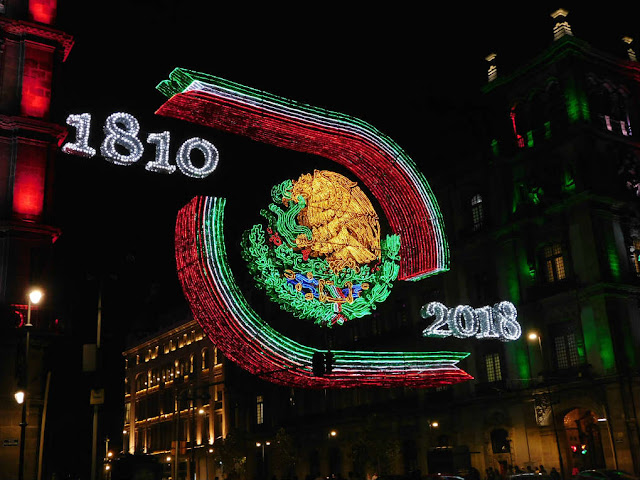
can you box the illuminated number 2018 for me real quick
[62,112,219,179]
[421,301,521,342]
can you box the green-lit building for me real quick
[242,9,640,480]
[400,8,640,478]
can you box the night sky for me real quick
[42,2,639,476]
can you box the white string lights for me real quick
[421,301,521,342]
[101,112,144,165]
[62,113,96,157]
[61,111,218,179]
[176,137,219,179]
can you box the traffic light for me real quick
[581,444,588,455]
[570,445,578,453]
[312,352,325,376]
[325,350,334,374]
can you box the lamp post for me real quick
[256,441,270,480]
[527,332,565,479]
[18,288,43,480]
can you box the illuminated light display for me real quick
[242,170,400,327]
[145,131,175,174]
[422,301,521,342]
[101,112,144,165]
[175,196,472,388]
[62,112,219,178]
[175,137,219,179]
[62,113,96,157]
[156,68,449,282]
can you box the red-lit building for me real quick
[0,1,72,478]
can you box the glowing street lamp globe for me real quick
[28,288,43,305]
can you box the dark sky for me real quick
[43,1,640,475]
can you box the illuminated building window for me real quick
[471,194,484,231]
[190,354,194,373]
[152,346,158,359]
[629,239,640,277]
[170,339,175,351]
[202,348,209,370]
[543,244,566,282]
[214,347,221,365]
[136,354,140,365]
[256,395,264,425]
[163,342,170,354]
[510,107,525,148]
[551,322,581,369]
[484,352,502,383]
[135,374,146,392]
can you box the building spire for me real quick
[486,53,497,83]
[551,8,573,41]
[622,36,637,62]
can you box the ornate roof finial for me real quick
[623,36,637,62]
[551,8,573,41]
[485,53,497,83]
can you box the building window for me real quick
[135,374,146,392]
[543,244,566,282]
[471,194,484,231]
[202,348,209,370]
[630,239,640,277]
[490,429,510,453]
[485,352,502,382]
[552,323,582,369]
[256,395,264,425]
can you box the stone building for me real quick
[0,1,72,479]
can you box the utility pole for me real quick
[91,283,103,480]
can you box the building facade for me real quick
[122,318,228,480]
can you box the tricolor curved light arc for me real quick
[157,68,449,281]
[175,196,471,388]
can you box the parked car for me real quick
[508,474,553,480]
[423,473,465,480]
[574,470,639,480]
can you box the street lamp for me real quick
[18,288,43,480]
[256,441,271,480]
[527,332,565,479]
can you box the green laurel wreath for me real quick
[241,179,400,328]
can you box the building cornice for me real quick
[0,16,74,60]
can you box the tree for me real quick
[272,427,298,480]
[349,415,401,479]
[213,430,248,480]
